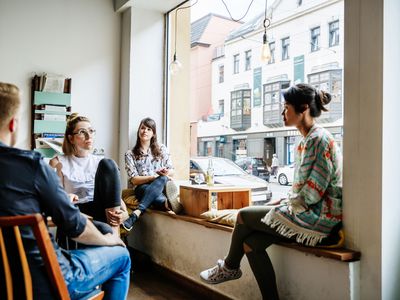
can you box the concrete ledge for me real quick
[149,210,361,262]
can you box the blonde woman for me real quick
[50,114,128,234]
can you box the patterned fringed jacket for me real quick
[262,124,342,246]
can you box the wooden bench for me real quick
[149,210,361,263]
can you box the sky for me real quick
[190,0,267,23]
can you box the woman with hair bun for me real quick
[50,113,128,236]
[200,83,342,300]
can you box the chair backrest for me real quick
[0,214,70,300]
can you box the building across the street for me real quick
[195,0,344,166]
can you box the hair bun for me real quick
[320,90,332,106]
[67,112,79,123]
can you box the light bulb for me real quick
[169,53,182,75]
[260,32,271,63]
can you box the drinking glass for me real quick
[194,173,205,185]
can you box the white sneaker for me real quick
[200,259,242,284]
[165,181,183,214]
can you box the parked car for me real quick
[234,157,270,182]
[277,164,295,185]
[190,157,272,204]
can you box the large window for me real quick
[231,89,251,130]
[184,1,343,206]
[329,20,339,47]
[218,65,224,83]
[245,50,252,71]
[282,37,290,60]
[233,54,240,74]
[310,27,320,52]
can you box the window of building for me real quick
[231,89,251,130]
[329,20,339,47]
[218,99,224,116]
[310,27,320,52]
[281,37,290,60]
[233,54,240,74]
[213,45,225,59]
[180,1,344,208]
[263,81,290,126]
[218,65,224,83]
[245,50,252,71]
[268,42,275,64]
[308,69,342,121]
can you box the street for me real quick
[268,177,291,201]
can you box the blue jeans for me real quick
[135,175,168,212]
[66,245,131,300]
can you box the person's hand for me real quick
[156,168,169,176]
[107,209,129,226]
[266,198,286,206]
[69,193,79,203]
[104,233,126,247]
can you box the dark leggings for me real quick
[225,206,293,300]
[78,158,121,223]
[134,175,168,212]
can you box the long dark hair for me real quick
[282,83,331,117]
[132,117,162,159]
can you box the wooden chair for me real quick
[0,214,104,300]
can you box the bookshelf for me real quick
[31,75,72,158]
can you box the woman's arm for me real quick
[130,174,158,186]
[49,156,78,202]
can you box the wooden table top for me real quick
[180,183,251,192]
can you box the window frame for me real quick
[268,42,275,64]
[310,26,320,52]
[281,37,290,61]
[218,64,224,83]
[233,54,240,74]
[329,20,340,47]
[218,99,225,116]
[245,50,252,71]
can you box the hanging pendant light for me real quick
[168,0,198,75]
[260,0,271,63]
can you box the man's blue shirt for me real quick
[0,141,87,280]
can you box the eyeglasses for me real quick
[72,128,96,138]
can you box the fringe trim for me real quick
[261,209,327,247]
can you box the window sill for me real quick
[149,209,361,262]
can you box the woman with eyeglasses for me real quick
[50,113,128,236]
[200,84,343,300]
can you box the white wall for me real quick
[130,6,165,136]
[119,8,132,185]
[344,0,383,299]
[0,0,121,160]
[382,0,400,299]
